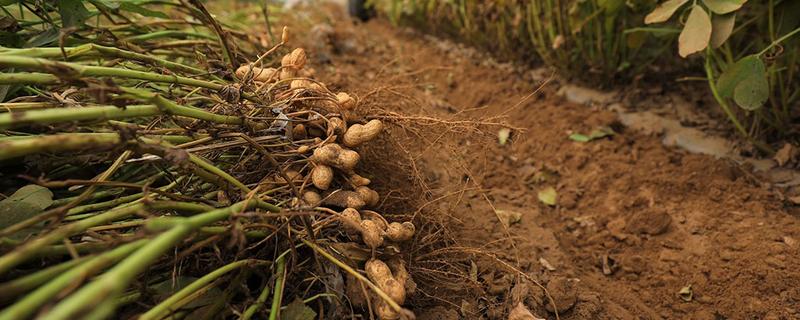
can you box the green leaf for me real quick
[678,5,711,57]
[645,0,690,24]
[716,54,764,98]
[598,0,625,15]
[88,0,120,10]
[570,127,615,142]
[710,13,736,48]
[119,2,170,19]
[281,298,316,320]
[58,0,91,28]
[0,185,53,230]
[537,187,557,206]
[0,0,18,6]
[733,72,769,110]
[569,133,591,142]
[26,28,59,47]
[702,0,747,15]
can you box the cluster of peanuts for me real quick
[238,47,416,320]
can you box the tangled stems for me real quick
[139,259,271,320]
[40,199,279,320]
[0,201,211,275]
[0,55,225,91]
[0,240,148,320]
[0,44,208,76]
[0,100,246,130]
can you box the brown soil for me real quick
[298,9,800,320]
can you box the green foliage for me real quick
[378,0,674,85]
[646,0,800,145]
[379,0,800,145]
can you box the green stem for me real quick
[0,201,209,275]
[124,30,217,42]
[0,133,197,161]
[0,44,208,76]
[704,53,774,154]
[267,255,286,320]
[301,239,405,315]
[0,99,245,130]
[704,54,748,137]
[0,240,147,320]
[0,55,224,91]
[40,200,274,320]
[0,133,121,161]
[0,257,87,303]
[140,259,270,320]
[757,26,800,57]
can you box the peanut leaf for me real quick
[282,298,316,320]
[710,13,736,48]
[58,0,91,28]
[645,0,690,24]
[678,5,711,57]
[716,54,763,98]
[733,71,769,111]
[702,0,747,15]
[0,185,53,230]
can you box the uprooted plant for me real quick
[0,1,422,319]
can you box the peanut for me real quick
[360,219,384,249]
[322,190,365,209]
[343,119,383,147]
[311,143,359,171]
[311,164,333,190]
[356,186,379,207]
[385,222,415,242]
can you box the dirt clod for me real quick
[543,278,578,313]
[626,209,672,235]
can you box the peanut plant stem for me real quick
[0,201,209,275]
[0,44,208,75]
[0,240,147,320]
[267,255,286,320]
[0,257,87,303]
[0,133,122,161]
[0,99,243,130]
[41,200,277,320]
[0,55,224,91]
[140,259,270,320]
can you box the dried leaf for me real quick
[678,5,711,57]
[645,0,690,24]
[702,0,747,15]
[537,187,557,206]
[508,302,545,320]
[539,257,556,271]
[710,13,736,48]
[495,209,522,228]
[498,128,511,145]
[774,144,796,167]
[469,260,479,282]
[678,285,693,301]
